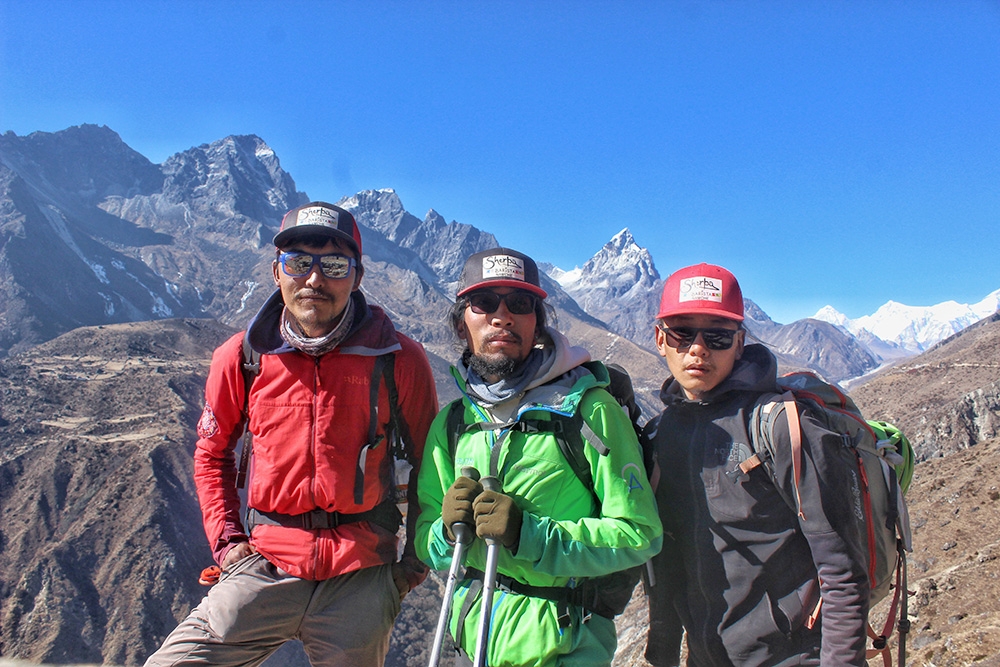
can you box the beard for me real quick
[463,348,524,381]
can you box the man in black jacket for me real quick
[644,263,869,667]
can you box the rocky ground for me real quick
[1,317,999,666]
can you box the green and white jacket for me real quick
[416,330,663,666]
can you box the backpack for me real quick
[234,338,417,517]
[744,371,914,666]
[444,361,653,618]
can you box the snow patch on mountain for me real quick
[814,289,1000,353]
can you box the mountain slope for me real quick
[0,319,230,665]
[849,312,1000,461]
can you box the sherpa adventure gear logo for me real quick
[482,254,526,282]
[679,276,724,303]
[297,206,339,226]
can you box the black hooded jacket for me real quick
[644,344,869,667]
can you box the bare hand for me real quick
[221,541,257,570]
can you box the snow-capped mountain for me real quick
[552,229,662,344]
[814,289,1000,355]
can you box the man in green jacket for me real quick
[416,247,663,667]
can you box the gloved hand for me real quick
[472,489,523,550]
[441,475,483,542]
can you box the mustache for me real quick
[485,332,523,345]
[294,288,332,300]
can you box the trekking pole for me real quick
[897,542,910,667]
[472,475,502,667]
[427,467,480,667]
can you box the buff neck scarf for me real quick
[279,296,356,356]
[465,346,551,406]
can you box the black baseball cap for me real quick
[273,202,363,255]
[456,247,547,299]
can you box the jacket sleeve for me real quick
[192,333,251,566]
[643,414,685,667]
[414,405,459,572]
[515,389,664,578]
[771,405,871,666]
[393,335,439,588]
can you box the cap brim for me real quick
[457,279,548,299]
[273,226,360,253]
[655,306,744,322]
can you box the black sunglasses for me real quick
[279,252,356,279]
[658,325,741,351]
[466,290,538,316]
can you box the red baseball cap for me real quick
[273,202,363,256]
[656,263,744,321]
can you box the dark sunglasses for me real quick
[279,252,356,279]
[658,324,741,351]
[466,290,538,316]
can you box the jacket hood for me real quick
[658,343,778,407]
[527,327,592,391]
[246,288,401,356]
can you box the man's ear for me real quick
[352,265,364,292]
[654,325,670,358]
[734,329,746,360]
[272,260,281,286]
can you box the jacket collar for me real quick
[658,343,779,407]
[246,289,400,357]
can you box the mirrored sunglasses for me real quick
[467,290,538,316]
[658,325,740,351]
[279,252,356,279]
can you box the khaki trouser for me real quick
[144,554,401,667]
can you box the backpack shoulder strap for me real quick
[235,338,261,490]
[445,398,469,460]
[380,352,416,465]
[745,391,805,518]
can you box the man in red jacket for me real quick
[145,202,438,667]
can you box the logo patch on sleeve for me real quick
[621,462,644,492]
[197,403,219,438]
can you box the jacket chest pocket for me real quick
[702,443,789,524]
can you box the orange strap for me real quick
[781,393,806,521]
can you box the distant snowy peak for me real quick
[814,305,852,330]
[553,228,660,295]
[813,289,1000,353]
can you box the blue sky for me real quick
[1,1,998,324]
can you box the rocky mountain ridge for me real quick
[5,124,985,386]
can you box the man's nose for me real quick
[687,332,711,354]
[304,265,326,286]
[489,302,515,325]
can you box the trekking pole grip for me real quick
[474,474,502,667]
[480,476,502,541]
[452,466,481,545]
